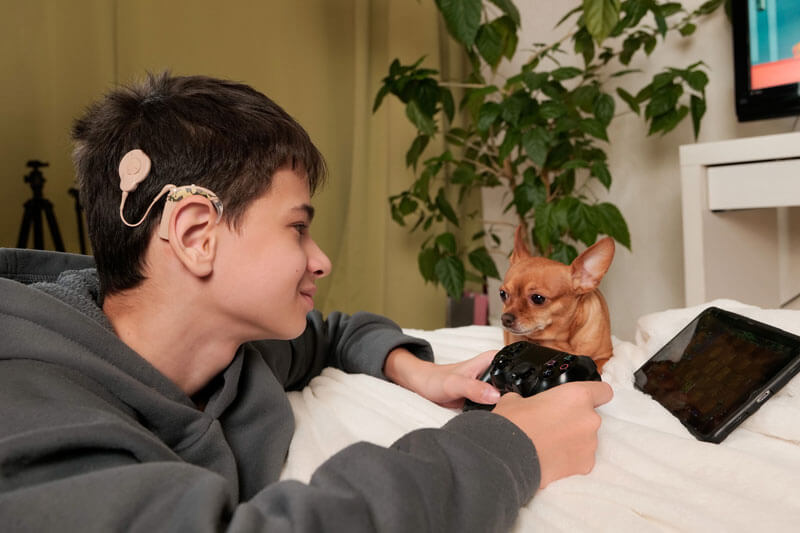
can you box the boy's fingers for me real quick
[450,374,500,405]
[584,381,614,407]
[466,350,497,377]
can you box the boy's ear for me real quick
[163,198,219,277]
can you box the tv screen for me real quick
[733,0,800,121]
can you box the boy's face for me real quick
[210,167,331,341]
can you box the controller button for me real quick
[560,363,570,371]
[545,359,556,366]
[542,369,553,378]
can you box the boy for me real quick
[0,73,612,531]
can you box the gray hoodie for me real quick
[0,248,539,532]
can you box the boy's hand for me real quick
[383,348,501,408]
[492,381,613,488]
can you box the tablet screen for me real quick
[634,307,800,442]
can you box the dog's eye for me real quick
[530,294,546,305]
[499,289,508,302]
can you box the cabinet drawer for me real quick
[707,158,800,210]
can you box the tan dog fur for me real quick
[500,226,615,371]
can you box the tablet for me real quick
[633,306,800,443]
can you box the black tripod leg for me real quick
[43,200,65,252]
[17,202,33,248]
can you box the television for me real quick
[733,0,800,122]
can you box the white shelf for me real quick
[679,132,800,309]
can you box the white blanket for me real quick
[281,300,800,532]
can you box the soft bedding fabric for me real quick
[281,299,800,532]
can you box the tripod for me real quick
[17,160,65,252]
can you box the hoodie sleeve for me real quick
[249,310,434,390]
[0,398,538,533]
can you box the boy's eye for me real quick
[292,223,308,234]
[530,294,546,305]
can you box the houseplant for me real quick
[373,0,728,300]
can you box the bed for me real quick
[280,299,800,532]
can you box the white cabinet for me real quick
[679,132,800,309]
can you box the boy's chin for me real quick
[274,322,309,341]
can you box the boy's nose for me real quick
[308,240,331,278]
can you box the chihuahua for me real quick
[499,225,615,371]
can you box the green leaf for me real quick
[621,0,650,27]
[556,5,583,27]
[522,128,550,167]
[494,16,520,59]
[462,85,500,120]
[583,0,621,43]
[553,168,576,195]
[522,71,549,91]
[468,246,501,279]
[573,27,596,65]
[440,88,455,122]
[679,23,697,36]
[578,118,608,141]
[550,242,578,265]
[476,22,505,68]
[572,84,600,112]
[567,201,598,246]
[435,188,460,226]
[406,135,429,169]
[435,0,482,47]
[593,202,630,249]
[398,195,419,216]
[539,100,568,119]
[645,83,682,119]
[512,173,546,216]
[620,33,642,65]
[591,160,612,188]
[498,129,520,161]
[696,0,725,15]
[477,102,502,133]
[435,256,466,299]
[552,66,583,81]
[648,105,689,135]
[406,100,436,136]
[651,4,668,37]
[690,94,706,139]
[533,202,556,253]
[616,87,640,114]
[489,0,521,26]
[373,84,391,112]
[418,247,439,282]
[593,92,615,126]
[501,93,526,126]
[435,232,457,254]
[686,70,709,93]
[643,33,657,55]
[452,164,477,185]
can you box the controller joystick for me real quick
[464,341,601,411]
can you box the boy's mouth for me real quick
[299,285,317,305]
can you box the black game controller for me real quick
[463,341,601,411]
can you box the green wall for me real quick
[1,0,450,329]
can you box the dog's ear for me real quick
[571,237,615,294]
[510,225,532,265]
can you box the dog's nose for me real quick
[501,313,515,328]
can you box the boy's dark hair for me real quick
[72,72,326,297]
